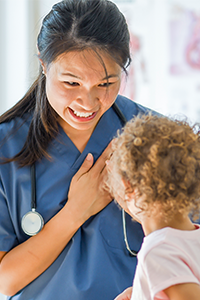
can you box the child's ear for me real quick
[121,178,130,189]
[125,191,136,202]
[122,179,135,202]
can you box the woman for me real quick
[0,1,149,299]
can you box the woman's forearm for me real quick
[0,202,82,296]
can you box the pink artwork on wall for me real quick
[185,13,200,70]
[170,5,200,75]
[119,31,147,100]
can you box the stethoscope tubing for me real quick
[31,164,36,209]
[21,164,44,236]
[112,102,138,256]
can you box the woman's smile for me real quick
[68,107,98,122]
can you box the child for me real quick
[106,114,200,300]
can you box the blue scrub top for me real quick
[0,95,147,300]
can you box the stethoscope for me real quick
[112,102,138,256]
[21,164,44,236]
[21,102,138,256]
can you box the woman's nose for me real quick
[76,88,100,109]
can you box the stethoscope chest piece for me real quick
[21,209,44,236]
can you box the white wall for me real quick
[0,0,28,114]
[0,293,6,300]
[0,0,56,115]
[0,0,7,115]
[1,0,200,121]
[117,0,200,123]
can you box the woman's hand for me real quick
[67,144,113,223]
[114,287,132,300]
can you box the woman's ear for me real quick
[38,52,47,75]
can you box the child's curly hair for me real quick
[109,114,200,221]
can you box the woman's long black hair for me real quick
[0,0,131,167]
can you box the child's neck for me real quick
[142,212,196,236]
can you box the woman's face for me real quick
[43,49,122,135]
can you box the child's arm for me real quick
[164,282,200,300]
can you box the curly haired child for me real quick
[106,114,200,300]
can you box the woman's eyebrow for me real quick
[60,72,82,79]
[60,72,119,80]
[101,74,120,80]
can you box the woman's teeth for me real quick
[73,110,94,118]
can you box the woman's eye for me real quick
[64,81,79,86]
[99,82,113,87]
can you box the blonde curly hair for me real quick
[108,114,200,221]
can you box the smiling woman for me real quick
[42,49,121,151]
[0,1,152,299]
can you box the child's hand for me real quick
[164,282,200,300]
[114,287,132,300]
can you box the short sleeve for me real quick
[144,243,200,299]
[0,176,18,251]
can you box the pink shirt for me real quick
[131,225,200,300]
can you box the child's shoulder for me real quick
[140,226,200,262]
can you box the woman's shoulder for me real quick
[0,112,32,152]
[115,95,153,121]
[0,112,32,135]
[116,95,150,116]
[115,95,150,120]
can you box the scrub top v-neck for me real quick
[0,95,147,300]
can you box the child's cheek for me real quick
[127,201,142,219]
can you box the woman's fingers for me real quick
[92,142,112,176]
[73,142,112,183]
[72,153,94,183]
